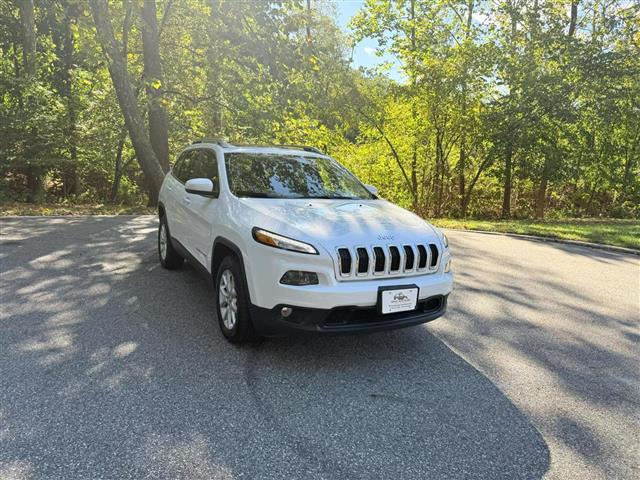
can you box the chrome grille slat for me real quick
[403,244,415,271]
[355,246,369,276]
[335,242,440,280]
[388,246,401,272]
[429,244,439,270]
[373,246,385,274]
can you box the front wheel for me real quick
[215,255,259,344]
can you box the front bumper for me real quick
[244,240,453,310]
[250,294,448,337]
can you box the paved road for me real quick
[0,216,638,480]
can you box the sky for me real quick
[332,0,404,81]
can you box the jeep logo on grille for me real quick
[377,233,394,241]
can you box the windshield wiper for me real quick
[234,191,284,198]
[234,191,365,200]
[308,195,362,200]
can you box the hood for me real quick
[235,198,439,248]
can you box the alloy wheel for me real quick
[159,223,167,259]
[219,269,238,329]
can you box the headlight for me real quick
[252,227,318,255]
[442,233,449,249]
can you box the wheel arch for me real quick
[211,237,251,302]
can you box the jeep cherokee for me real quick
[157,139,453,343]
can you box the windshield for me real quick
[224,153,375,200]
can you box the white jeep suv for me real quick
[158,140,453,343]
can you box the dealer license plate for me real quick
[379,287,419,314]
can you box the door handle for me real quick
[183,197,191,205]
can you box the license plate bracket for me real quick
[377,285,419,315]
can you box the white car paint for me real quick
[159,143,453,312]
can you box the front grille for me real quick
[373,247,385,273]
[417,245,428,269]
[356,247,369,274]
[404,245,415,270]
[337,248,351,275]
[429,244,439,268]
[335,242,441,280]
[389,246,401,271]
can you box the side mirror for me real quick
[185,178,217,197]
[365,184,378,197]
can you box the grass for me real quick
[0,202,155,217]
[431,218,640,250]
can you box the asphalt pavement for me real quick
[0,216,638,480]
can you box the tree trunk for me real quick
[19,0,36,76]
[110,128,127,202]
[461,156,491,217]
[141,0,169,172]
[206,0,223,136]
[19,0,44,203]
[26,168,44,203]
[501,145,512,218]
[89,0,165,205]
[434,128,447,217]
[458,144,466,215]
[535,162,550,219]
[411,146,418,211]
[409,0,418,212]
[305,0,312,44]
[457,0,474,217]
[53,1,81,196]
[568,1,578,37]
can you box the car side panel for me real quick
[183,193,219,268]
[169,175,191,245]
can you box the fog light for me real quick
[279,270,319,285]
[280,306,293,317]
[444,258,452,273]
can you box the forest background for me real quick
[1,0,638,225]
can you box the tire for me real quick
[158,215,183,269]
[215,255,260,344]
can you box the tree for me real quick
[18,0,44,202]
[141,0,169,171]
[89,0,165,204]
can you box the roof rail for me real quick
[191,139,324,154]
[230,143,324,154]
[275,144,324,154]
[191,138,232,147]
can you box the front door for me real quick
[180,148,220,270]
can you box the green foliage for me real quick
[0,0,638,219]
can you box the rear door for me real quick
[167,150,195,248]
[164,151,191,243]
[180,148,220,270]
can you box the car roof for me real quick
[187,139,327,158]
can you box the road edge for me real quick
[442,228,640,256]
[2,215,638,257]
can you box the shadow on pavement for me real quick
[0,217,550,479]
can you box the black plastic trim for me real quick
[211,236,252,303]
[249,294,448,337]
[185,187,218,198]
[172,238,210,278]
